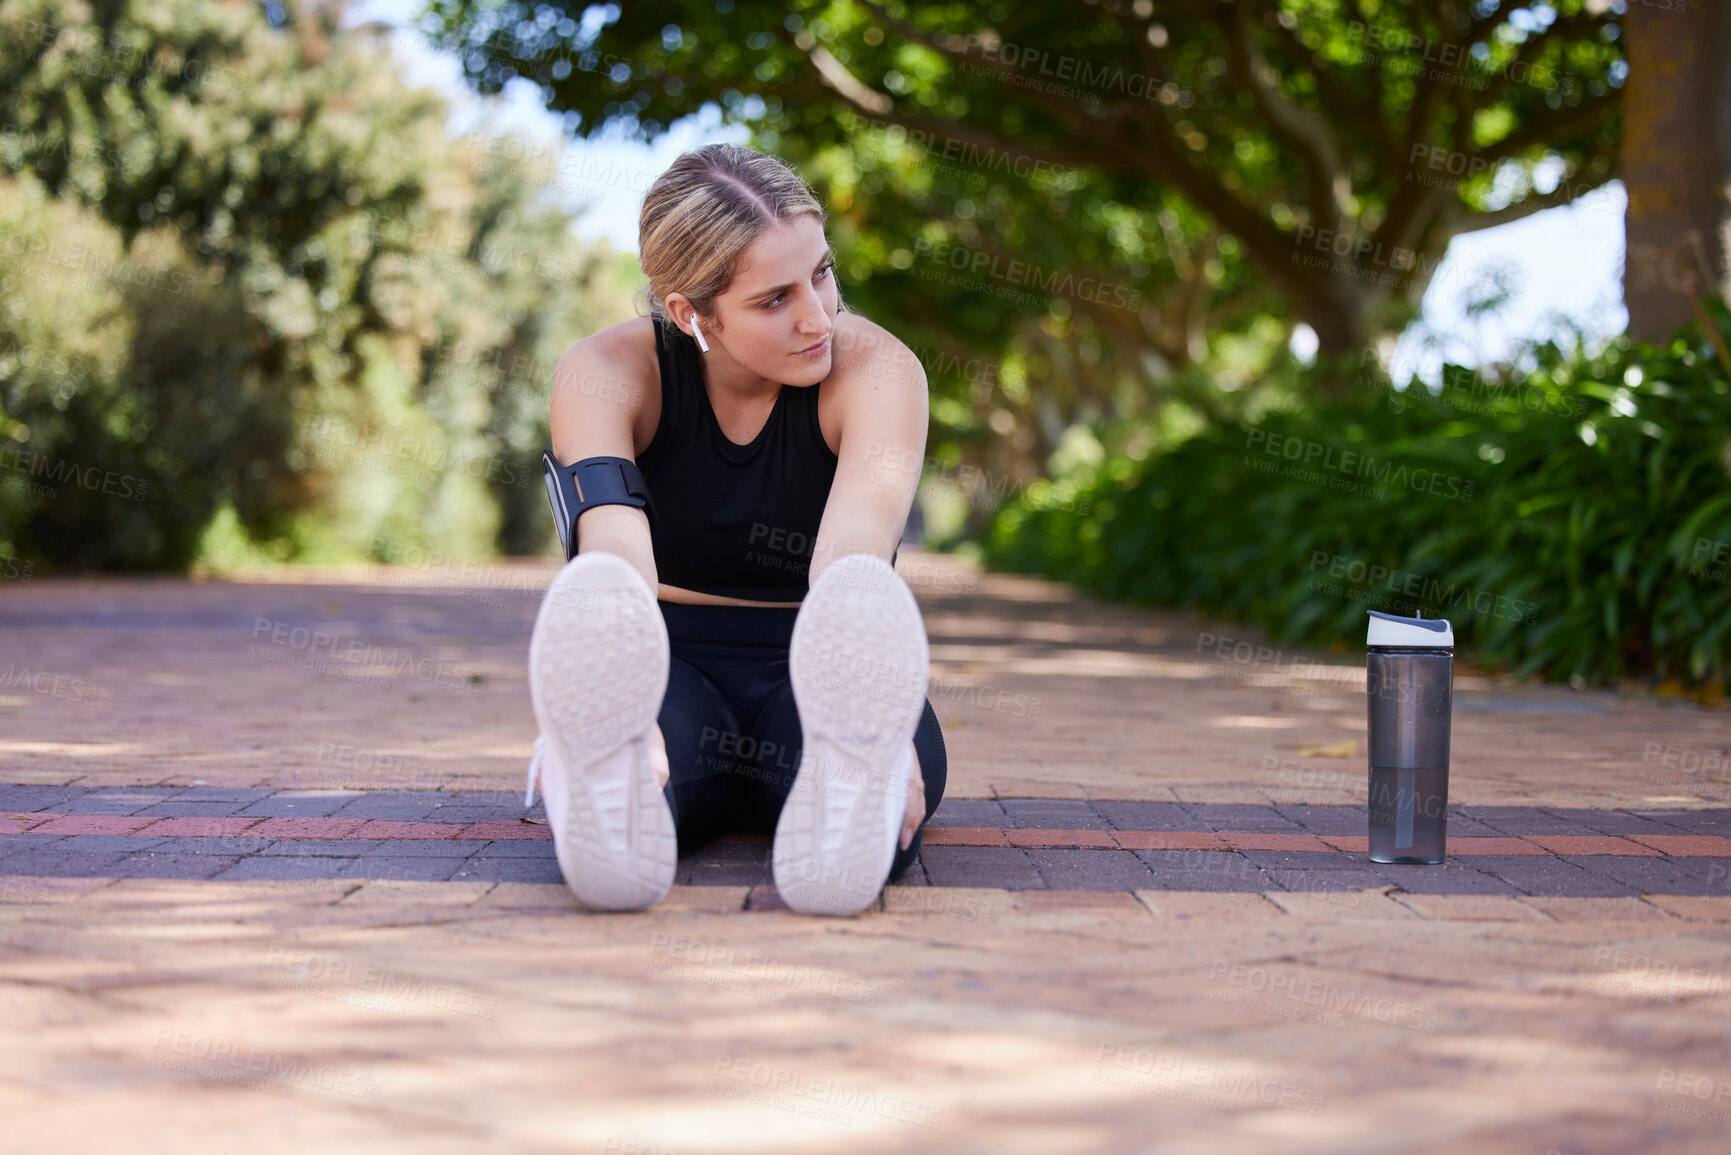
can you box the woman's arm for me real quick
[548,331,658,592]
[809,324,930,588]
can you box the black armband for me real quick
[541,451,655,562]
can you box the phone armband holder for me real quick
[541,451,655,562]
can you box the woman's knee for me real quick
[658,659,740,788]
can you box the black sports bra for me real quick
[636,318,843,602]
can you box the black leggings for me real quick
[655,600,947,883]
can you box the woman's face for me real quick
[701,213,838,388]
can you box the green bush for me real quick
[979,311,1731,693]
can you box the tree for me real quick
[0,0,626,568]
[1619,0,1731,344]
[420,0,1625,401]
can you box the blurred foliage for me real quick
[421,0,1626,528]
[979,304,1731,695]
[0,0,633,571]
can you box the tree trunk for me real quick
[1621,0,1731,343]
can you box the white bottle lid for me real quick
[1367,610,1454,648]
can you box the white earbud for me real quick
[691,315,710,353]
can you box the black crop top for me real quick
[637,317,871,602]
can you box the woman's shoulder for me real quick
[561,315,661,376]
[827,312,926,392]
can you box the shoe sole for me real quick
[774,553,929,916]
[527,552,677,911]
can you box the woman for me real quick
[523,143,946,917]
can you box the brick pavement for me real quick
[2,551,1730,1152]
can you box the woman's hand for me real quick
[900,740,924,851]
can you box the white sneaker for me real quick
[773,553,929,916]
[526,551,677,911]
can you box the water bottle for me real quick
[1365,610,1454,864]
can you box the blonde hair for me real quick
[636,143,843,335]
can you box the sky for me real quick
[345,0,1628,386]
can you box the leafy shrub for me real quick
[980,311,1731,693]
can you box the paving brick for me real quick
[0,833,66,854]
[37,835,168,854]
[1238,849,1368,872]
[1318,835,1370,853]
[1449,837,1552,856]
[0,786,83,810]
[1456,806,1606,836]
[140,837,274,857]
[1526,835,1661,857]
[349,856,466,882]
[743,884,790,911]
[1627,835,1731,857]
[921,826,1008,847]
[351,820,466,840]
[1133,850,1264,890]
[1371,862,1523,895]
[687,858,773,887]
[127,802,255,818]
[1642,895,1731,920]
[1005,828,1117,850]
[919,845,1043,890]
[109,853,244,880]
[925,799,1007,827]
[1636,810,1731,836]
[258,839,384,857]
[168,788,273,802]
[468,840,554,858]
[1024,848,1156,890]
[452,857,564,884]
[1217,832,1331,852]
[211,857,360,882]
[0,816,52,836]
[1543,808,1696,837]
[330,792,454,820]
[1472,856,1638,897]
[246,817,369,840]
[233,796,363,818]
[1092,801,1213,831]
[28,815,161,836]
[358,839,487,858]
[131,817,264,838]
[1517,896,1679,922]
[0,849,131,877]
[1265,892,1416,918]
[1559,856,1728,895]
[1001,800,1111,830]
[36,796,166,816]
[1132,891,1286,919]
[1271,805,1367,835]
[1393,895,1553,921]
[1179,803,1303,832]
[456,820,551,841]
[1112,832,1224,851]
[1011,891,1148,915]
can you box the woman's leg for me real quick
[658,655,757,852]
[750,686,947,882]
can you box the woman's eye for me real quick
[765,262,835,308]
